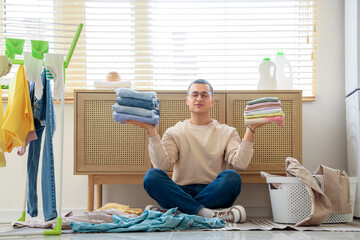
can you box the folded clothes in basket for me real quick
[260,157,352,227]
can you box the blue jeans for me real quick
[27,67,57,221]
[116,97,160,112]
[115,88,157,101]
[143,168,242,215]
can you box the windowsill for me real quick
[2,92,316,103]
[302,96,316,102]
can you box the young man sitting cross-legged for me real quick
[126,79,268,223]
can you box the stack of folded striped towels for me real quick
[112,88,160,126]
[244,97,284,126]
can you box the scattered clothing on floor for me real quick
[71,208,226,233]
[99,203,143,216]
[11,217,360,232]
[12,209,138,230]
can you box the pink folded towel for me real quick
[244,115,284,126]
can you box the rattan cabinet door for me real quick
[226,90,302,173]
[74,90,151,174]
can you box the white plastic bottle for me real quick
[257,56,277,90]
[273,48,293,90]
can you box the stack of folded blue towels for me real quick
[112,88,160,126]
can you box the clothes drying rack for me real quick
[0,21,83,237]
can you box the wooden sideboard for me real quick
[74,90,302,211]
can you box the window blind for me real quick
[1,0,317,99]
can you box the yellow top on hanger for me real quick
[1,65,35,152]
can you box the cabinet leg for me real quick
[88,175,94,212]
[96,184,103,209]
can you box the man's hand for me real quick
[125,119,158,137]
[248,122,271,131]
[243,122,272,142]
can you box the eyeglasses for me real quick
[188,91,213,100]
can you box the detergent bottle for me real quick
[257,56,277,90]
[273,48,293,90]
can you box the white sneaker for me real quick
[213,205,246,223]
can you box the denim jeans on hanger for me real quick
[27,67,57,221]
[143,168,242,215]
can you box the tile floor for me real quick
[1,223,360,240]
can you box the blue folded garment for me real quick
[115,88,157,101]
[112,103,159,117]
[112,112,160,126]
[70,208,225,233]
[116,97,160,111]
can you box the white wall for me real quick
[0,0,347,220]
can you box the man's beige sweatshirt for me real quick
[148,119,254,185]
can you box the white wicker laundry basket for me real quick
[266,176,358,224]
